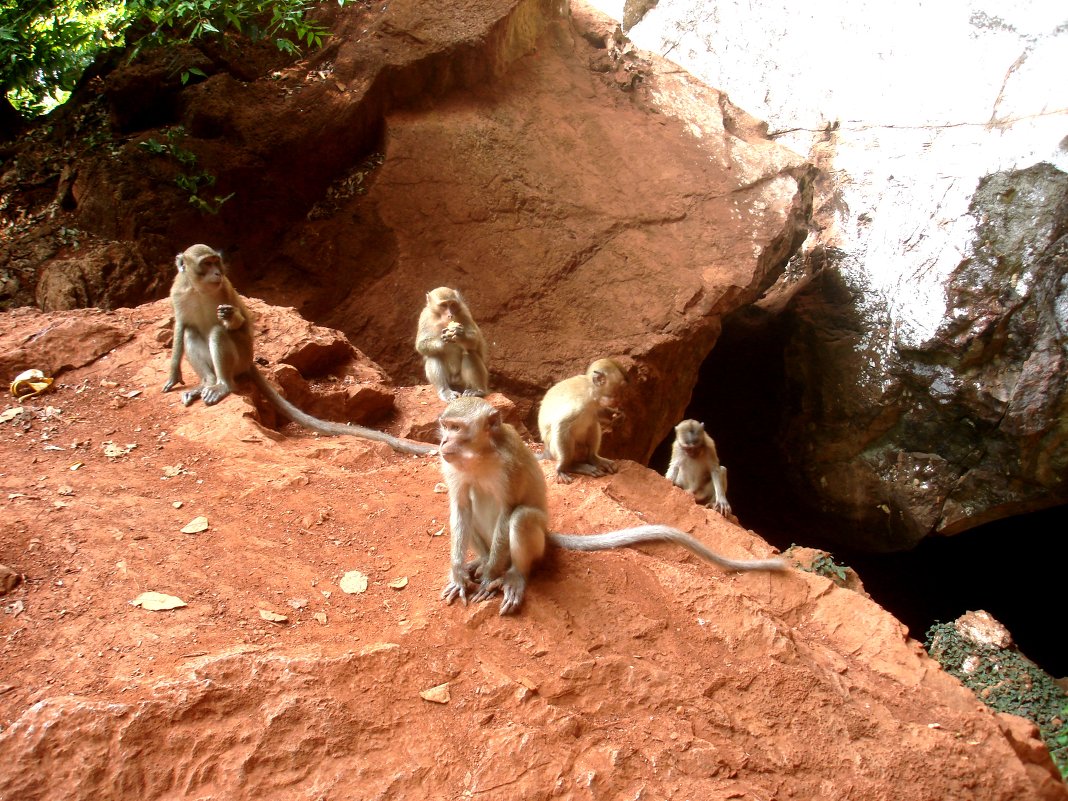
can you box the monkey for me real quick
[537,358,625,484]
[415,287,489,402]
[162,244,435,456]
[438,396,786,615]
[666,419,732,516]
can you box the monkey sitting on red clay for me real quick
[163,243,433,456]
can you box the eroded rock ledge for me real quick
[0,301,1064,800]
[2,0,811,467]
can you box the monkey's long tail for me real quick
[548,526,788,572]
[249,368,437,456]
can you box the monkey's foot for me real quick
[162,377,182,393]
[554,469,576,484]
[201,384,231,406]
[498,573,526,615]
[470,576,504,604]
[441,580,471,606]
[438,389,461,402]
[597,458,619,475]
[180,387,203,406]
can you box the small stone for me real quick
[0,564,21,595]
[420,683,450,704]
[955,610,1013,650]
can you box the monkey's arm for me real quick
[442,496,476,605]
[162,321,186,392]
[416,333,449,356]
[665,451,681,487]
[710,465,730,515]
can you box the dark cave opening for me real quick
[650,312,1068,678]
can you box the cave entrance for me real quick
[650,309,1068,678]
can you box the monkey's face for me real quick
[438,399,500,467]
[437,300,462,323]
[193,257,225,288]
[676,421,707,457]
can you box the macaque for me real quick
[415,287,489,402]
[163,244,434,456]
[666,419,731,515]
[438,397,786,615]
[537,358,625,483]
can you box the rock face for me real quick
[607,0,1068,548]
[0,303,1064,800]
[0,0,810,469]
[777,164,1068,548]
[7,1,1062,549]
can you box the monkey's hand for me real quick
[441,564,475,606]
[162,374,182,393]
[216,304,238,329]
[470,575,504,604]
[440,323,464,342]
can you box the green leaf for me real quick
[2,0,340,118]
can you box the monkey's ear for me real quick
[425,292,433,304]
[175,254,185,272]
[591,369,606,387]
[698,421,706,431]
[486,409,502,432]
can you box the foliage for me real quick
[138,126,233,214]
[0,0,127,116]
[786,545,852,586]
[926,621,1068,781]
[127,0,337,62]
[2,0,343,117]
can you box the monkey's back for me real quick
[537,375,594,431]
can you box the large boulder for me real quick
[610,0,1068,547]
[0,300,1064,800]
[1,0,812,469]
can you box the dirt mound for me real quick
[0,304,1063,800]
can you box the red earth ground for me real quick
[0,1,1064,798]
[0,301,1064,800]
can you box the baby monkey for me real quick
[438,396,786,615]
[538,358,625,483]
[415,287,489,402]
[666,419,731,515]
[163,244,434,456]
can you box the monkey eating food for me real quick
[537,358,626,484]
[438,396,786,615]
[415,287,489,402]
[666,419,731,515]
[163,243,434,456]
